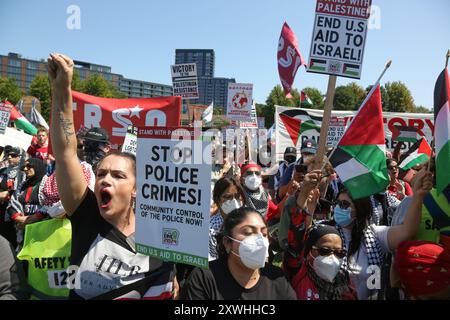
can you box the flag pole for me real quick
[322,60,392,171]
[446,49,450,69]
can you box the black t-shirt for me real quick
[180,258,297,300]
[68,189,174,300]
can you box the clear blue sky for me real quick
[1,0,449,109]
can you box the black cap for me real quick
[84,127,109,144]
[304,224,341,256]
[5,146,22,157]
[284,147,297,157]
[301,139,317,155]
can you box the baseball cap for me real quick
[284,147,297,157]
[301,139,317,155]
[4,146,22,158]
[84,127,109,144]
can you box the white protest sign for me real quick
[226,83,253,121]
[327,116,346,147]
[239,102,258,128]
[121,126,137,155]
[135,127,211,268]
[308,0,372,79]
[171,63,199,100]
[0,127,33,150]
[0,102,12,135]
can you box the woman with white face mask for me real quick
[181,207,296,300]
[240,162,279,219]
[208,177,245,261]
[291,224,357,300]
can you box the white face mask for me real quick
[311,252,343,283]
[220,199,242,215]
[229,233,269,270]
[244,174,262,191]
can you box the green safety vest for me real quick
[416,189,450,242]
[17,219,72,300]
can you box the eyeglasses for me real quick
[244,171,261,177]
[221,193,241,201]
[336,200,352,210]
[312,246,346,259]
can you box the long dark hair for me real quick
[338,188,373,257]
[213,177,245,206]
[215,207,264,260]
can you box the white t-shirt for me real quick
[342,224,391,300]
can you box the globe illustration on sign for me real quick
[231,92,248,109]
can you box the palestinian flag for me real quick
[343,63,361,78]
[392,125,420,143]
[309,58,327,72]
[7,102,38,135]
[399,138,432,170]
[301,91,313,107]
[434,68,450,193]
[329,85,389,199]
[279,113,320,146]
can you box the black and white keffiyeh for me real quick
[336,224,383,272]
[243,186,269,217]
[208,213,224,260]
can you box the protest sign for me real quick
[121,126,138,155]
[135,127,211,268]
[171,63,199,100]
[0,127,33,151]
[239,102,258,128]
[71,91,181,149]
[0,102,12,135]
[275,105,434,161]
[327,116,347,147]
[308,0,372,79]
[226,83,253,121]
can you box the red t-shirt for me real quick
[387,180,413,200]
[27,144,49,161]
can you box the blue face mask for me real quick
[334,205,354,227]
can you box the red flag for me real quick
[71,91,181,148]
[277,22,305,96]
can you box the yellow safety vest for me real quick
[416,189,450,242]
[17,219,71,300]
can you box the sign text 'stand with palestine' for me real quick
[308,0,372,79]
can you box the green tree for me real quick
[0,77,23,105]
[333,85,358,110]
[347,82,366,108]
[29,75,52,121]
[79,74,126,98]
[302,87,324,109]
[411,105,432,113]
[383,81,415,112]
[71,70,83,91]
[264,85,300,127]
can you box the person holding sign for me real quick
[181,207,296,300]
[47,53,175,300]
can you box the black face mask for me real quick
[284,156,296,164]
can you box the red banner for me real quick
[277,22,305,96]
[72,91,181,148]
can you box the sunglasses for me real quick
[312,246,346,259]
[22,164,33,170]
[222,193,241,201]
[388,166,398,171]
[336,200,352,210]
[7,153,19,158]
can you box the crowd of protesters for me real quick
[0,53,449,300]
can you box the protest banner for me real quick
[226,83,253,122]
[71,91,181,149]
[308,0,372,79]
[135,127,211,268]
[120,126,137,155]
[171,63,199,100]
[0,127,33,151]
[0,102,12,135]
[275,105,434,161]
